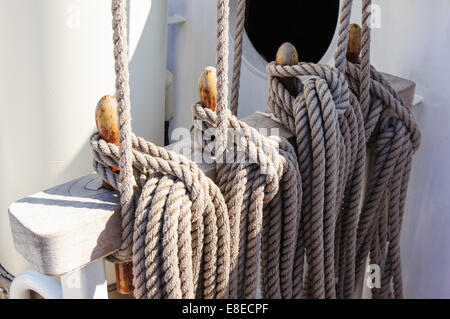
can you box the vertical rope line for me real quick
[230,0,246,116]
[216,0,230,158]
[111,0,135,259]
[335,0,354,73]
[360,0,372,119]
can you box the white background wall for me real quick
[166,0,450,298]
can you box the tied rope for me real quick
[110,0,135,262]
[91,0,238,298]
[91,132,231,298]
[340,0,420,299]
[0,264,13,299]
[215,0,230,158]
[192,0,306,298]
[92,0,302,299]
[266,0,420,298]
[92,0,420,299]
[191,104,302,298]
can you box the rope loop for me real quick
[191,102,303,298]
[267,54,367,298]
[345,61,421,150]
[267,62,351,111]
[91,132,232,298]
[264,0,421,299]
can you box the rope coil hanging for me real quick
[91,0,236,298]
[91,0,420,299]
[92,0,303,299]
[191,103,303,298]
[267,59,366,299]
[91,132,231,298]
[266,0,420,298]
[190,0,308,298]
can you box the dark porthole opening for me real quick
[244,0,340,63]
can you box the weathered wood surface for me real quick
[9,175,121,276]
[8,73,416,276]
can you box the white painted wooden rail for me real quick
[8,73,416,299]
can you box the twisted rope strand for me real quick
[215,0,230,157]
[230,0,246,116]
[111,0,136,262]
[191,104,302,299]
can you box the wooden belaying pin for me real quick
[198,66,217,112]
[198,66,217,126]
[347,23,362,64]
[95,95,134,295]
[114,262,134,295]
[275,42,299,96]
[95,95,120,191]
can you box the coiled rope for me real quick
[91,0,235,298]
[191,103,302,298]
[91,131,231,298]
[266,0,420,298]
[92,0,303,299]
[0,264,13,299]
